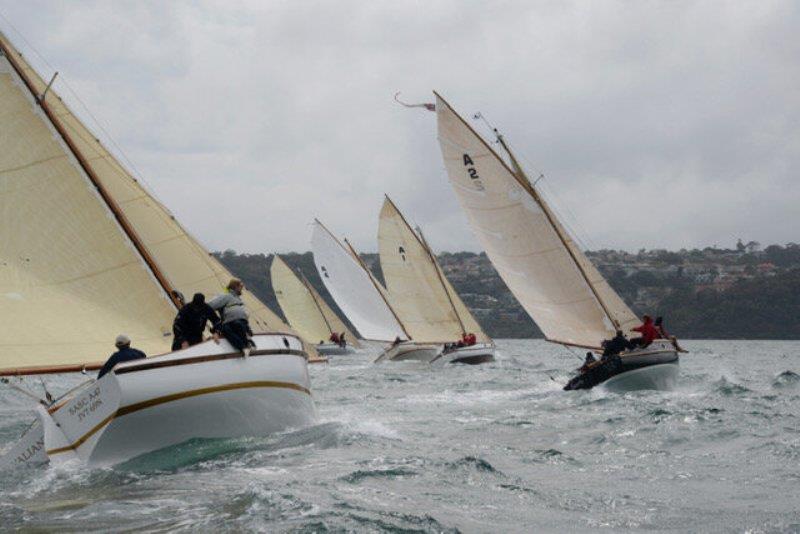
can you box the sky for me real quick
[1,1,797,254]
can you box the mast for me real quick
[494,134,620,330]
[432,92,619,331]
[0,37,181,309]
[298,270,335,336]
[343,238,411,340]
[415,226,467,335]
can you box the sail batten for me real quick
[378,197,489,344]
[311,220,406,342]
[434,92,638,349]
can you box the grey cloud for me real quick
[1,0,797,254]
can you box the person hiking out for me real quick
[172,293,220,350]
[98,334,146,378]
[579,352,597,372]
[602,330,629,360]
[209,279,254,355]
[630,315,658,349]
[654,316,669,339]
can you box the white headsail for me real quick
[0,32,300,374]
[270,255,360,347]
[311,220,407,342]
[434,92,639,349]
[378,196,489,343]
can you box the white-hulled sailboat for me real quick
[310,219,411,346]
[0,31,316,469]
[270,254,361,355]
[433,92,679,390]
[374,196,495,364]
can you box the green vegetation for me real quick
[215,242,800,340]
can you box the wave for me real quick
[445,456,499,473]
[342,467,418,483]
[772,370,800,388]
[711,377,752,395]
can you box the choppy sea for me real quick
[1,340,798,533]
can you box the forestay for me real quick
[378,197,488,343]
[434,92,639,349]
[311,220,406,342]
[0,32,298,373]
[270,255,360,347]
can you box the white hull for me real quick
[602,361,680,392]
[1,333,315,468]
[316,342,356,356]
[432,343,497,365]
[374,342,441,363]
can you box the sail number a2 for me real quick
[462,154,485,191]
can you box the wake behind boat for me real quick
[433,92,679,389]
[0,31,317,468]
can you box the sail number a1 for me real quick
[462,154,485,191]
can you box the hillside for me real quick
[214,242,800,340]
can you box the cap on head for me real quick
[115,334,131,347]
[227,278,243,292]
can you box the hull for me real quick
[374,342,441,363]
[432,343,497,365]
[564,340,679,391]
[602,361,680,392]
[316,342,356,356]
[1,333,315,468]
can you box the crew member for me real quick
[630,315,658,348]
[579,352,597,372]
[172,293,220,350]
[602,330,629,359]
[98,334,146,378]
[209,279,253,355]
[654,316,669,338]
[329,332,341,345]
[460,333,477,347]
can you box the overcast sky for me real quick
[1,1,797,254]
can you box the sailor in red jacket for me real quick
[630,315,658,348]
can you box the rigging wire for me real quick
[469,110,600,254]
[0,377,47,405]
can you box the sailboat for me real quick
[0,31,316,468]
[270,254,361,355]
[433,92,679,390]
[310,219,410,345]
[374,196,496,364]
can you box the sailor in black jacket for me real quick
[98,334,146,378]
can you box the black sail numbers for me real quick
[463,154,485,191]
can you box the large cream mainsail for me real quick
[0,39,175,371]
[270,255,360,347]
[434,92,639,349]
[311,220,407,342]
[0,32,299,373]
[378,197,488,343]
[0,33,286,335]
